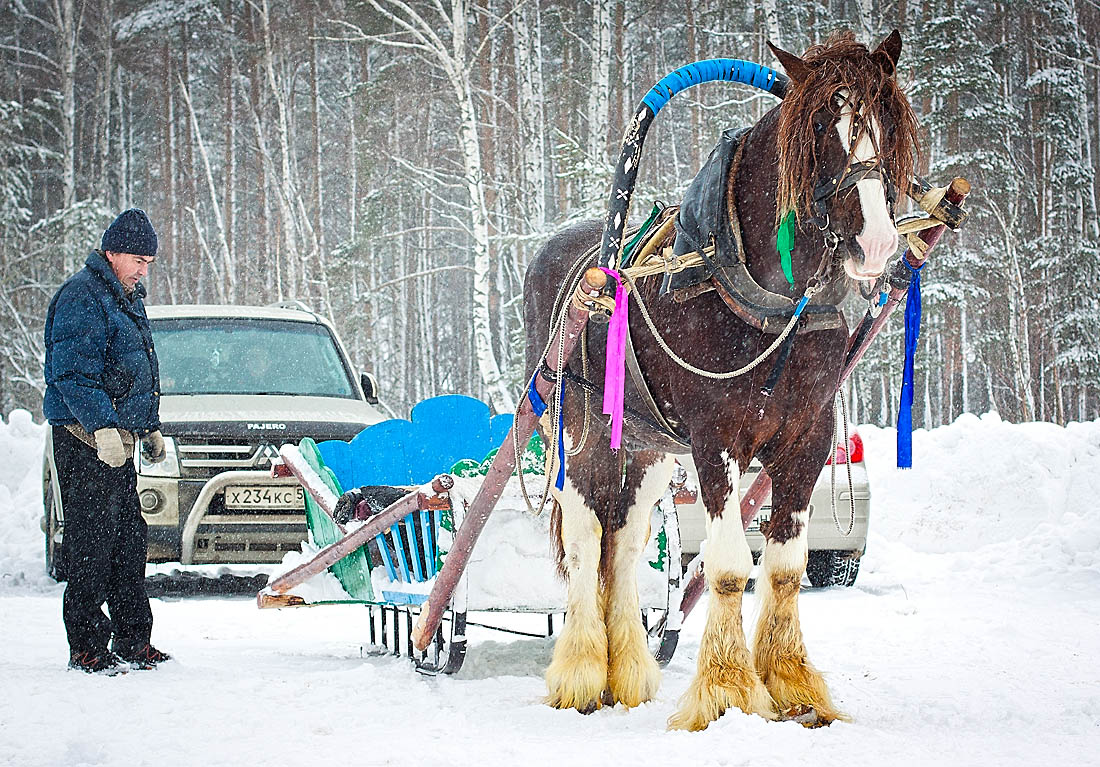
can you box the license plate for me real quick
[746,508,771,533]
[224,485,305,510]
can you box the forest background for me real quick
[2,0,1098,427]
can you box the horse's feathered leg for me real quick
[669,453,775,731]
[545,435,611,713]
[752,458,847,727]
[604,451,675,708]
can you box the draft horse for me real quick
[522,31,918,729]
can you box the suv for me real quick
[43,304,384,578]
[675,433,871,587]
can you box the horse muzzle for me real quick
[845,228,898,280]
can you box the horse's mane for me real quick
[775,30,919,225]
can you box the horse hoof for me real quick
[781,704,841,728]
[608,650,661,708]
[546,691,603,714]
[667,675,777,731]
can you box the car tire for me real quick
[44,466,67,582]
[806,550,861,588]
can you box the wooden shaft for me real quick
[739,471,773,529]
[840,177,971,383]
[412,268,607,651]
[677,177,971,620]
[263,475,453,597]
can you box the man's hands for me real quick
[141,430,166,463]
[93,428,128,467]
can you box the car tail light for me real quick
[847,432,864,463]
[826,432,864,465]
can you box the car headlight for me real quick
[136,435,181,478]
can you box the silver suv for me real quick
[43,304,384,578]
[675,432,871,587]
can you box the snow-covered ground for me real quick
[1,410,1098,767]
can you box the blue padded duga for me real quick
[316,394,512,489]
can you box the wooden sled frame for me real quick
[258,419,690,675]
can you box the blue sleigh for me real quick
[258,394,686,674]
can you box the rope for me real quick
[621,267,819,380]
[513,247,596,516]
[565,329,592,457]
[829,390,856,537]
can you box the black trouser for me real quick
[53,426,153,656]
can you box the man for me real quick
[43,208,172,674]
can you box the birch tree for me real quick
[585,0,613,210]
[342,0,515,413]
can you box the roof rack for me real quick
[266,300,315,314]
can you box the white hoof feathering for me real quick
[546,479,607,713]
[670,460,775,730]
[753,513,846,726]
[605,454,673,707]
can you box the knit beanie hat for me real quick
[101,208,158,257]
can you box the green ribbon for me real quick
[776,210,796,288]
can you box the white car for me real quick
[674,432,871,587]
[43,304,385,579]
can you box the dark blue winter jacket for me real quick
[43,251,161,435]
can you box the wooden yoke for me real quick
[676,177,972,623]
[411,267,609,652]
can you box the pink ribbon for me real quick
[599,267,628,450]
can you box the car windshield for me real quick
[152,317,357,398]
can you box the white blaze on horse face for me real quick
[703,453,753,580]
[835,98,897,280]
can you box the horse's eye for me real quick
[813,118,828,136]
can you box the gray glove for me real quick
[93,428,128,468]
[141,430,166,463]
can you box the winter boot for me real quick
[69,650,127,676]
[113,639,172,669]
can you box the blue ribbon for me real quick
[526,375,566,491]
[897,262,923,468]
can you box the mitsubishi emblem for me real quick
[255,443,280,466]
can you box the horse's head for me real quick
[769,31,919,282]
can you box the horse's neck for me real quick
[735,108,824,297]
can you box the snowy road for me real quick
[2,568,1096,767]
[2,412,1099,766]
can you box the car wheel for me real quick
[806,550,861,588]
[44,467,67,582]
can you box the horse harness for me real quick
[661,127,849,334]
[545,125,908,452]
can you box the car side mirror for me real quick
[360,372,380,405]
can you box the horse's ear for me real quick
[872,29,903,76]
[768,41,811,85]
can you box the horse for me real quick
[522,30,918,730]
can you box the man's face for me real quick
[105,251,155,290]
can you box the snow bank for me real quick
[0,410,55,592]
[859,412,1100,583]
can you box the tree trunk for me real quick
[56,0,78,214]
[513,0,547,231]
[760,0,782,48]
[586,0,612,209]
[97,0,114,204]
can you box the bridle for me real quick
[806,96,899,247]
